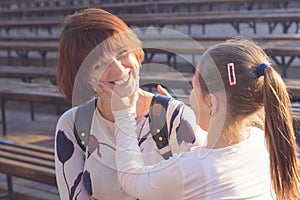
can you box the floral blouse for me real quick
[55,99,206,200]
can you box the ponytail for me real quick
[263,66,300,199]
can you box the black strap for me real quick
[74,95,172,160]
[73,98,98,152]
[149,94,172,160]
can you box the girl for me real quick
[102,38,300,199]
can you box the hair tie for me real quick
[257,63,268,77]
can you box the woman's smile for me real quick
[113,71,130,85]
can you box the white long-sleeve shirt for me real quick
[55,98,206,200]
[115,107,275,200]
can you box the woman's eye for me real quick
[116,49,128,58]
[94,50,128,70]
[94,64,101,70]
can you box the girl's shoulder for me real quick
[247,126,265,139]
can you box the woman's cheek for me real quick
[128,53,139,68]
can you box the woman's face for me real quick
[189,73,211,131]
[99,52,139,83]
[89,51,140,99]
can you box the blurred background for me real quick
[0,0,299,199]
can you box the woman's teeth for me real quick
[114,73,129,85]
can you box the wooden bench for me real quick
[0,81,70,136]
[0,64,295,99]
[142,38,300,78]
[292,103,300,129]
[139,67,300,99]
[0,1,154,17]
[0,36,58,42]
[0,0,297,16]
[124,12,300,34]
[0,65,56,83]
[140,69,300,131]
[0,35,299,75]
[0,3,147,18]
[118,8,300,20]
[109,8,300,35]
[292,103,300,149]
[285,79,300,102]
[2,74,294,125]
[0,138,55,200]
[2,9,300,35]
[0,41,58,66]
[151,0,294,11]
[0,37,298,77]
[2,33,300,42]
[0,0,85,9]
[147,0,298,12]
[0,17,60,35]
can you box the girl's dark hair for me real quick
[197,38,299,199]
[57,8,144,103]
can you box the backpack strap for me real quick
[74,95,172,158]
[73,98,98,152]
[149,94,172,160]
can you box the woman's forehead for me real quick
[79,30,141,74]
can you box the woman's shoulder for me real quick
[168,98,185,108]
[168,98,193,112]
[56,106,78,129]
[167,98,203,147]
[168,99,196,121]
[167,98,185,114]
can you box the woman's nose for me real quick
[107,58,126,76]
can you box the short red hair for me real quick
[57,8,144,103]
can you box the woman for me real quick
[54,8,205,199]
[103,38,300,199]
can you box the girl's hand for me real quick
[157,85,172,98]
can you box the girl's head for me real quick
[195,39,269,123]
[191,38,299,199]
[57,8,144,104]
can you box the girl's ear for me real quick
[206,94,218,116]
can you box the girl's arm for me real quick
[114,107,184,200]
